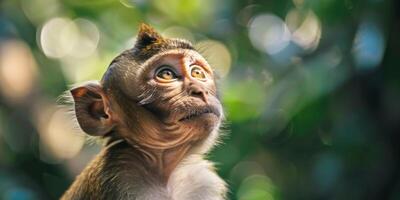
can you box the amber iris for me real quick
[190,66,206,80]
[156,66,177,80]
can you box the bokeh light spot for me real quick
[68,18,100,58]
[21,0,61,25]
[237,175,279,200]
[163,26,195,43]
[353,21,385,70]
[248,14,291,55]
[286,10,322,51]
[0,40,38,103]
[35,105,85,163]
[39,17,100,59]
[39,18,72,58]
[230,161,266,184]
[196,40,232,77]
[293,0,305,7]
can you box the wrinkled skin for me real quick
[105,49,223,177]
[61,24,227,200]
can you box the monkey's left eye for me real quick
[156,66,178,81]
[190,65,207,80]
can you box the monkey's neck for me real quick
[107,137,194,183]
[157,144,193,181]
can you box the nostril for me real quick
[189,89,203,97]
[188,85,208,103]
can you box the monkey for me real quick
[60,23,228,200]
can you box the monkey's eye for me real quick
[156,66,178,81]
[190,65,207,80]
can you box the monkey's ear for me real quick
[134,23,164,49]
[70,83,115,136]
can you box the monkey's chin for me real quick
[179,113,220,132]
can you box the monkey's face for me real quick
[137,49,222,133]
[70,24,223,150]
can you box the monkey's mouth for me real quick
[179,106,220,122]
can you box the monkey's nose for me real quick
[188,84,208,103]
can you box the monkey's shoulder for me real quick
[61,143,155,200]
[62,145,227,200]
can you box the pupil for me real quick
[156,66,179,81]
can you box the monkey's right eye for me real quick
[155,66,178,82]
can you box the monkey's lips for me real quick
[178,106,221,122]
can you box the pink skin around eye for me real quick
[152,50,213,83]
[178,53,213,81]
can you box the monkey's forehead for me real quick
[108,38,194,66]
[143,49,207,65]
[140,49,210,69]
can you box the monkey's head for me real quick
[70,24,223,153]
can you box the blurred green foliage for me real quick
[0,0,400,199]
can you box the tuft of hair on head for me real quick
[134,23,165,50]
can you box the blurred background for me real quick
[0,0,399,199]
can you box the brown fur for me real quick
[61,24,227,200]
